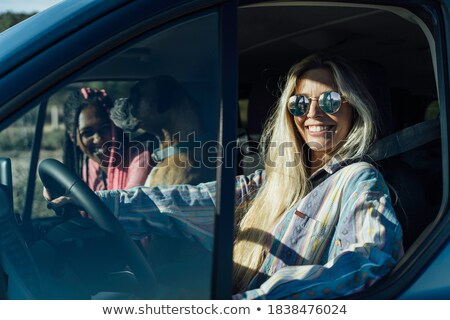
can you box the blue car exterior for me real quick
[0,0,449,299]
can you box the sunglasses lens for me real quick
[319,91,341,114]
[288,95,309,116]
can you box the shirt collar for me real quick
[309,157,343,180]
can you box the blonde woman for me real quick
[46,54,403,299]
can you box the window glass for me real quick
[1,11,219,299]
[0,106,39,216]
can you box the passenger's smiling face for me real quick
[293,68,353,162]
[76,104,113,164]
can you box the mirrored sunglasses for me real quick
[288,91,345,116]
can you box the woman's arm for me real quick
[44,169,265,255]
[95,169,265,250]
[235,169,265,207]
[97,183,217,251]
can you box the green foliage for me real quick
[0,11,36,33]
[42,128,65,150]
[0,127,64,151]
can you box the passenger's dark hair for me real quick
[63,87,113,178]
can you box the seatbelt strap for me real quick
[310,118,441,187]
[365,118,440,162]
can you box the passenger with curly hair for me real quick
[63,87,152,191]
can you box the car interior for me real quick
[236,4,441,251]
[0,2,444,299]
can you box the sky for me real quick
[0,0,63,13]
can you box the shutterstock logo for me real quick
[99,132,342,170]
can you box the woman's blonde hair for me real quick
[232,53,379,292]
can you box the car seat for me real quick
[391,90,442,240]
[356,61,430,249]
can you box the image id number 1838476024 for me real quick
[267,304,347,315]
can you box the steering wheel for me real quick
[38,158,157,298]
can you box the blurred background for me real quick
[0,0,63,32]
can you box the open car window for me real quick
[234,2,443,299]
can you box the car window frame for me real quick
[212,0,238,299]
[0,0,238,299]
[354,0,450,299]
[236,0,450,299]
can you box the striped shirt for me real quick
[96,160,403,300]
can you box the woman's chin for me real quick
[305,140,331,152]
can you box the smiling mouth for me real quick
[307,125,335,133]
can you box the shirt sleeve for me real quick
[235,169,265,207]
[233,166,404,300]
[95,169,265,252]
[96,182,217,251]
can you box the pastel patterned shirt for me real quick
[96,161,403,300]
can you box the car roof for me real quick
[0,0,132,78]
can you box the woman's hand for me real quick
[43,187,75,209]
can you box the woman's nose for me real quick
[306,99,323,118]
[92,132,103,145]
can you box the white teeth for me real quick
[309,126,331,132]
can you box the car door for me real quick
[0,0,238,299]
